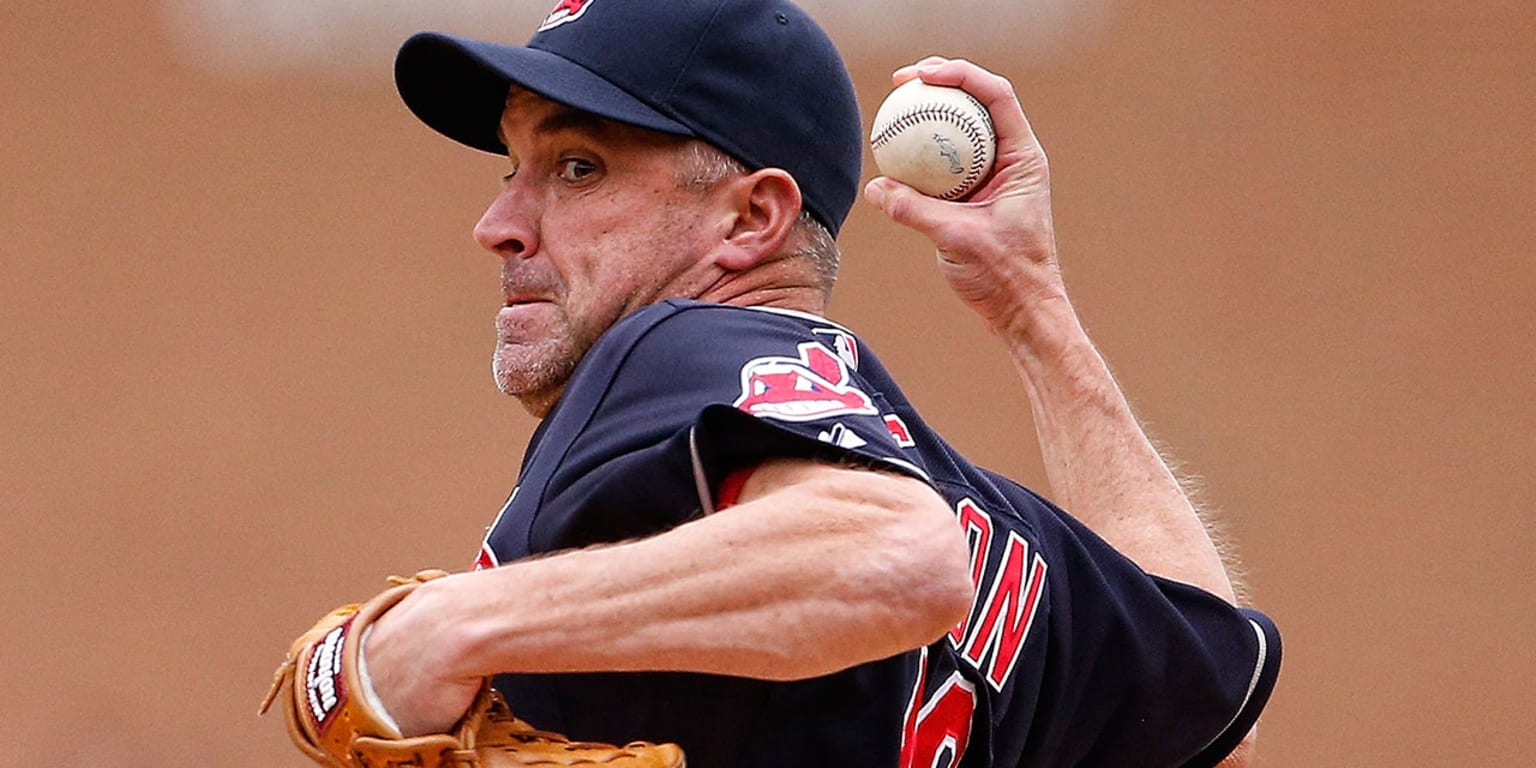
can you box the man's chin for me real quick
[493,359,574,417]
[490,372,560,416]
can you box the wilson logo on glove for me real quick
[303,620,351,732]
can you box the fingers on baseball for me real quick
[891,56,950,84]
[892,57,1039,155]
[864,178,959,241]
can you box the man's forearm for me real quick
[450,465,972,679]
[1006,296,1237,603]
[363,462,972,736]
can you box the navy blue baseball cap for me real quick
[395,0,863,236]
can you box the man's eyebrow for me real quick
[498,104,617,147]
[533,107,613,137]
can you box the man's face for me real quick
[475,89,727,415]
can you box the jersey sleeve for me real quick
[1023,490,1283,767]
[1180,603,1280,767]
[526,302,927,554]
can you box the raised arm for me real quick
[863,58,1238,605]
[865,59,1261,765]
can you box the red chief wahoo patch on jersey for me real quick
[538,0,597,32]
[734,342,879,422]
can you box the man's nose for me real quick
[473,183,539,259]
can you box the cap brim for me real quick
[395,32,694,155]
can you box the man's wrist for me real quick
[997,290,1080,355]
[358,625,406,737]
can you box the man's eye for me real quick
[501,168,518,184]
[557,158,599,182]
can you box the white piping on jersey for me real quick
[742,305,855,335]
[688,427,932,518]
[877,455,934,484]
[1196,618,1270,757]
[688,427,717,517]
[1238,618,1270,716]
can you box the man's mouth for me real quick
[503,294,553,307]
[497,299,554,331]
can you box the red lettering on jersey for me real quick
[961,530,1048,690]
[948,499,992,645]
[900,647,978,768]
[883,413,916,448]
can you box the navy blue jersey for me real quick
[476,300,1280,768]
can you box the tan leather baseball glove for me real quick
[260,570,686,767]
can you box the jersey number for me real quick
[899,648,978,768]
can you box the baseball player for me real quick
[270,0,1281,765]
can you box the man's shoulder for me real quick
[627,299,845,330]
[591,300,853,362]
[555,301,852,411]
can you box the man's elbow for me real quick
[886,482,974,644]
[799,466,973,659]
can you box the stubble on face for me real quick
[491,257,598,415]
[491,197,716,417]
[493,333,583,416]
[484,99,732,416]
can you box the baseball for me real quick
[870,80,997,200]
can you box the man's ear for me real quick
[712,169,802,272]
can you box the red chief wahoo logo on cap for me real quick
[539,0,597,32]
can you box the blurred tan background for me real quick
[3,1,1533,765]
